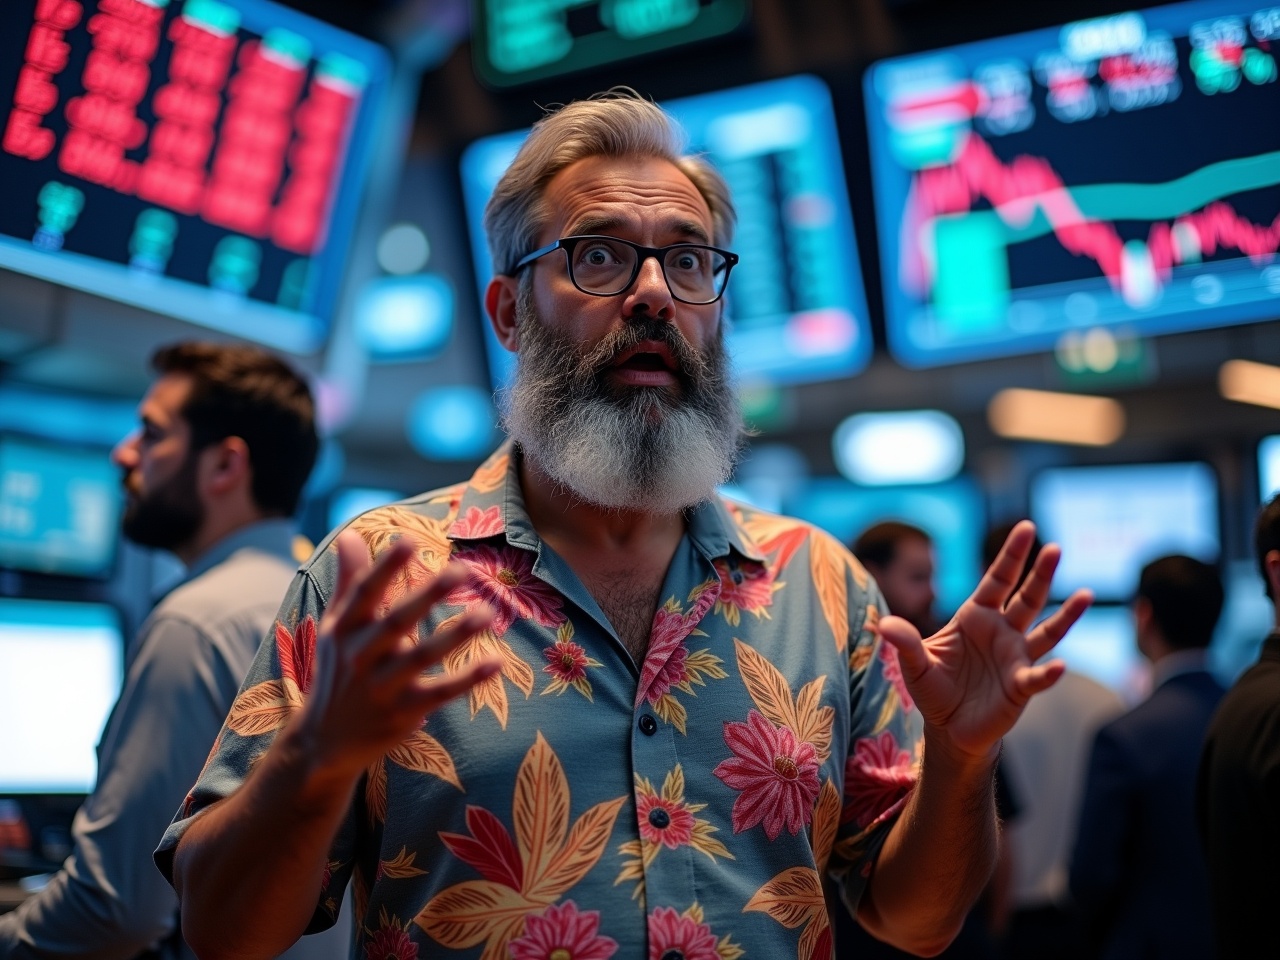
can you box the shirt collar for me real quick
[446,441,766,565]
[182,517,299,583]
[1152,647,1211,688]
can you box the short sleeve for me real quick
[829,562,923,910]
[153,548,356,930]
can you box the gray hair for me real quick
[483,89,737,276]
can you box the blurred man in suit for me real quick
[1197,493,1280,959]
[853,521,938,634]
[1071,554,1225,960]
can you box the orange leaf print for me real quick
[810,532,851,652]
[500,638,535,697]
[798,911,833,960]
[469,451,509,493]
[226,679,302,737]
[365,758,388,825]
[530,794,627,901]
[414,879,541,949]
[350,506,452,567]
[733,638,800,732]
[795,678,834,764]
[513,732,570,890]
[741,512,811,570]
[380,846,428,879]
[386,730,462,790]
[810,779,842,878]
[743,865,826,929]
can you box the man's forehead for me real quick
[140,373,192,424]
[543,154,714,238]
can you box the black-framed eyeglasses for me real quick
[513,235,739,305]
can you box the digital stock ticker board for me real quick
[0,0,389,353]
[865,0,1280,368]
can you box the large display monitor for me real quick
[0,0,390,353]
[0,436,122,578]
[783,476,984,618]
[1030,461,1220,602]
[0,599,124,794]
[460,75,873,389]
[864,1,1280,368]
[1048,603,1148,703]
[1259,433,1280,501]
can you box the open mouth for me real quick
[610,340,679,375]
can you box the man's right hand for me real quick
[297,530,500,781]
[173,531,499,959]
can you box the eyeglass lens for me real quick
[568,238,729,302]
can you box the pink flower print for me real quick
[363,909,418,960]
[636,792,696,850]
[449,543,564,635]
[448,505,503,540]
[544,638,591,685]
[508,900,618,960]
[636,604,695,706]
[713,558,777,626]
[713,710,820,840]
[843,729,917,828]
[646,907,720,960]
[877,642,914,711]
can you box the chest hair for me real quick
[578,565,665,664]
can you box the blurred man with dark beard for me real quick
[160,92,1091,960]
[0,342,352,960]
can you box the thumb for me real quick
[877,614,929,679]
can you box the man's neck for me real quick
[518,454,686,553]
[173,509,271,567]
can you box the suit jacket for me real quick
[1070,667,1225,960]
[1196,633,1280,960]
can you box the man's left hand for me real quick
[878,520,1092,762]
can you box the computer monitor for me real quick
[1259,434,1280,502]
[0,435,122,578]
[1030,461,1220,602]
[328,487,403,529]
[0,0,390,353]
[784,476,985,618]
[0,599,124,795]
[864,0,1280,367]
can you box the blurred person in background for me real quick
[156,91,1090,959]
[1197,492,1280,959]
[853,521,940,635]
[996,522,1124,960]
[1070,554,1225,960]
[0,342,350,960]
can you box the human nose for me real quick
[623,253,675,320]
[111,430,139,469]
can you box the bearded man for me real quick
[0,342,350,960]
[158,92,1091,959]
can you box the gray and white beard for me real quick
[501,285,743,514]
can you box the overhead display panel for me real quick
[0,0,390,353]
[864,0,1280,368]
[461,75,873,389]
[471,0,749,88]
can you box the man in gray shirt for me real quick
[0,341,348,959]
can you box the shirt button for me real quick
[660,951,685,960]
[648,807,670,829]
[639,715,658,736]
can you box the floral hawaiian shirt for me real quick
[156,444,922,960]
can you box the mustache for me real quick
[576,315,712,390]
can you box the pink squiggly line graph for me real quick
[901,132,1280,299]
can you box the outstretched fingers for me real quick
[1012,658,1067,699]
[876,614,931,682]
[1000,543,1062,632]
[1026,588,1094,663]
[969,520,1037,611]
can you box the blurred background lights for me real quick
[376,222,431,275]
[354,274,454,360]
[833,410,964,486]
[406,386,497,461]
[988,388,1125,447]
[0,387,137,448]
[1220,359,1280,410]
[301,438,346,501]
[1260,435,1280,501]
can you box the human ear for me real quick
[486,276,521,353]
